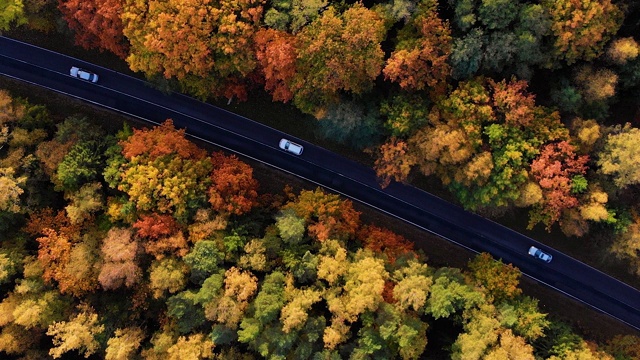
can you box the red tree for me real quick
[529,141,589,229]
[58,0,129,58]
[208,152,259,216]
[254,28,297,103]
[357,224,415,263]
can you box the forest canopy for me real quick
[0,91,638,358]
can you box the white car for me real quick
[279,138,303,155]
[70,66,99,83]
[528,246,552,263]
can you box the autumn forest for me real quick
[2,0,640,358]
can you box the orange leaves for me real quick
[208,152,259,216]
[254,28,297,102]
[283,188,361,242]
[489,78,535,127]
[383,6,452,95]
[529,141,589,230]
[133,214,179,240]
[373,137,417,188]
[134,214,188,259]
[357,225,415,264]
[58,0,129,58]
[121,120,207,161]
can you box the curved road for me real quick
[1,36,639,331]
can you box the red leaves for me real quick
[530,141,589,229]
[254,28,297,103]
[357,225,415,263]
[133,214,179,240]
[58,0,129,58]
[383,9,452,95]
[208,152,259,216]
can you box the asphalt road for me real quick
[1,36,639,331]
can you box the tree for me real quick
[449,28,484,80]
[597,125,640,189]
[263,0,327,33]
[58,0,129,58]
[122,0,264,99]
[573,65,618,103]
[391,259,432,312]
[209,152,259,216]
[467,252,521,303]
[291,4,387,116]
[105,327,145,360]
[451,304,501,360]
[373,137,417,188]
[409,77,569,210]
[483,329,535,360]
[528,141,589,230]
[611,215,640,276]
[134,214,189,259]
[317,99,383,149]
[282,187,361,242]
[253,28,297,103]
[99,227,141,290]
[46,304,105,359]
[383,0,452,95]
[425,268,483,319]
[149,257,188,299]
[357,224,415,263]
[0,0,27,31]
[0,167,25,213]
[113,120,212,221]
[183,240,224,283]
[64,182,103,224]
[542,0,622,65]
[55,140,105,191]
[607,37,640,65]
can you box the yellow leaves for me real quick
[280,277,323,333]
[515,181,543,208]
[574,65,618,102]
[46,304,105,359]
[149,258,188,298]
[166,333,214,360]
[317,240,349,285]
[224,266,258,302]
[607,37,640,64]
[0,167,26,213]
[105,327,145,360]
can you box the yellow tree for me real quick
[46,304,105,359]
[292,4,387,116]
[543,0,623,65]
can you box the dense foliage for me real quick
[1,95,637,358]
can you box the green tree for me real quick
[0,0,27,31]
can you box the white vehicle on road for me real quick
[70,66,99,83]
[279,138,303,155]
[528,246,552,263]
